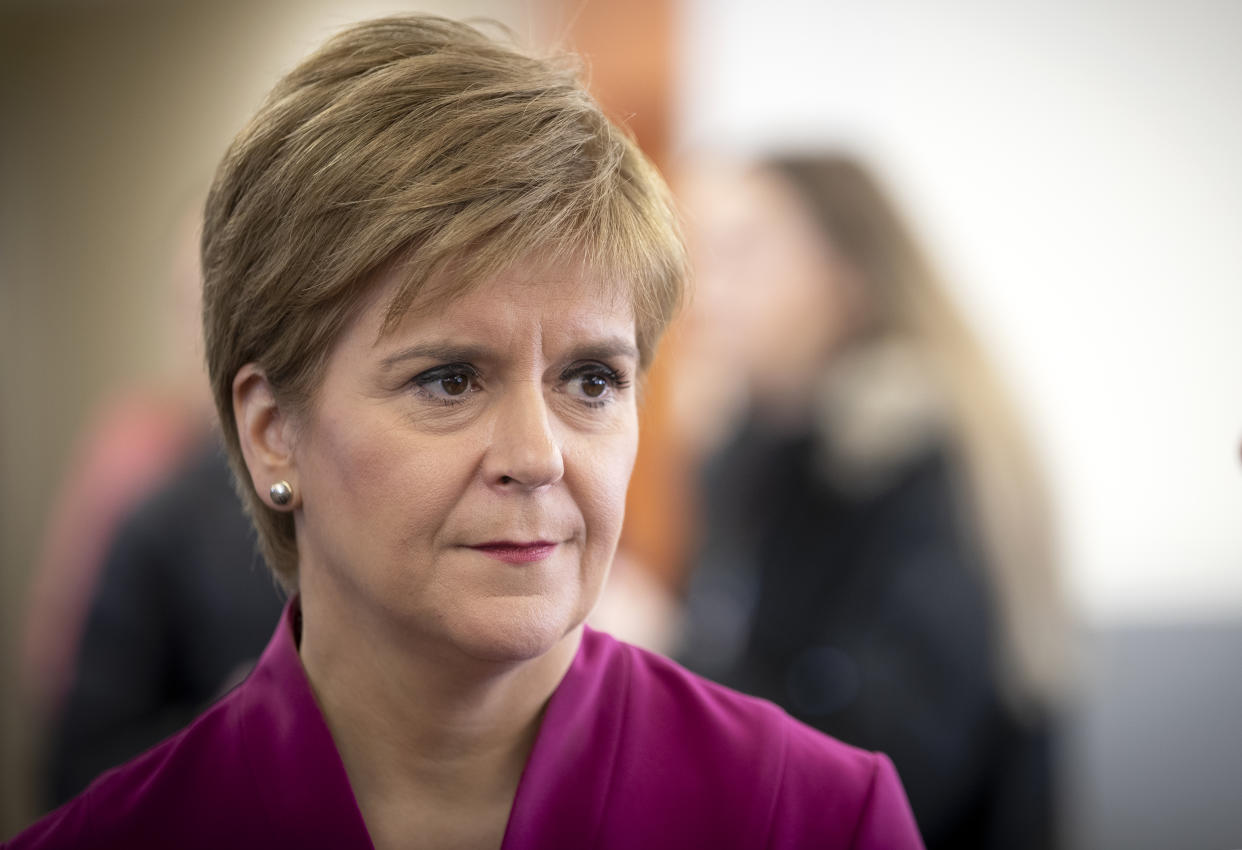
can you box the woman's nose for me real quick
[485,383,565,491]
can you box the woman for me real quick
[675,156,1066,849]
[9,16,922,850]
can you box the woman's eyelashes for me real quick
[407,361,631,409]
[410,363,482,406]
[559,362,631,408]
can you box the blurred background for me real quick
[2,1,1240,848]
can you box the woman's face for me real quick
[290,261,640,663]
[686,164,861,417]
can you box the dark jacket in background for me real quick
[47,439,283,807]
[677,418,1055,850]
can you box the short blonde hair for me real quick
[202,15,686,586]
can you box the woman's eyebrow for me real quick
[567,336,639,363]
[378,342,490,371]
[381,336,639,369]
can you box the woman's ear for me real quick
[233,363,300,510]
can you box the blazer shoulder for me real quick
[610,632,791,751]
[7,690,252,849]
[771,725,925,849]
[600,632,923,848]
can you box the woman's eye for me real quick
[564,363,630,405]
[438,374,470,396]
[411,365,479,404]
[580,374,609,399]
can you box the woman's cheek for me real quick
[585,432,639,532]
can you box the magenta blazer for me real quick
[9,601,924,849]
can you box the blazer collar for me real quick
[234,598,621,849]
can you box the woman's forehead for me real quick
[369,259,637,348]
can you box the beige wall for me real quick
[0,0,534,834]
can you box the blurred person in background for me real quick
[43,439,281,807]
[20,210,213,725]
[673,153,1068,850]
[20,206,284,811]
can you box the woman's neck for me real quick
[296,580,581,850]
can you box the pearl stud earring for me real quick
[269,480,293,506]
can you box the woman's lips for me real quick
[469,541,558,564]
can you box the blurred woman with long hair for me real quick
[675,153,1067,850]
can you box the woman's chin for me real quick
[436,597,586,666]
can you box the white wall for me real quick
[676,0,1242,626]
